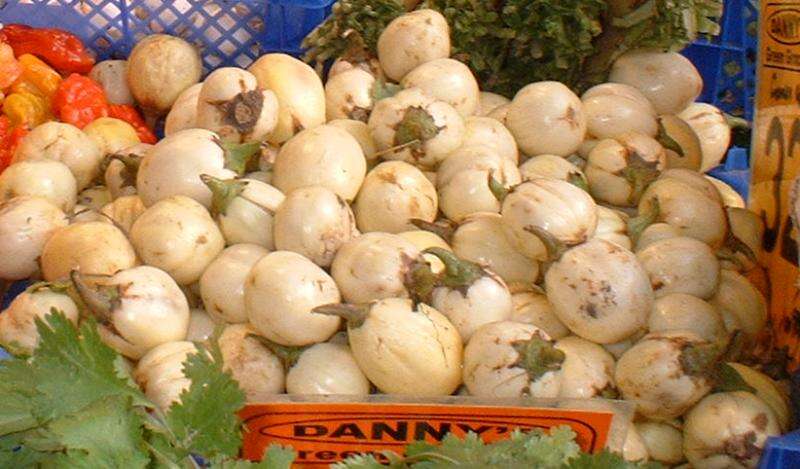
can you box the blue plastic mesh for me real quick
[681,0,758,121]
[0,0,335,71]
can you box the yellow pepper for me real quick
[3,91,50,127]
[10,54,62,100]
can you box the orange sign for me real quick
[751,0,800,369]
[240,402,614,466]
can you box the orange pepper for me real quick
[0,43,22,89]
[3,91,50,127]
[10,54,62,100]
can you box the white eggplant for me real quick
[476,92,510,117]
[658,114,704,170]
[286,342,371,395]
[679,103,732,172]
[324,68,375,122]
[368,88,465,170]
[272,124,366,201]
[202,176,284,249]
[186,308,217,342]
[638,170,727,248]
[462,321,560,398]
[451,212,539,287]
[649,293,726,342]
[0,284,79,354]
[636,236,720,299]
[99,195,147,233]
[555,335,617,399]
[315,298,462,396]
[437,145,521,223]
[711,269,767,341]
[609,51,703,115]
[461,116,519,164]
[41,221,136,281]
[683,391,780,468]
[136,129,240,208]
[89,60,133,105]
[486,103,510,123]
[247,53,326,144]
[218,324,285,400]
[78,185,112,212]
[707,176,745,208]
[615,331,715,420]
[545,239,652,344]
[354,161,437,233]
[636,421,685,465]
[581,83,658,138]
[104,143,151,199]
[727,362,793,433]
[274,186,357,267]
[199,243,268,324]
[331,232,420,304]
[245,251,341,346]
[130,195,225,285]
[164,83,202,136]
[501,179,598,261]
[585,133,666,206]
[518,154,586,185]
[328,119,378,162]
[506,81,586,157]
[510,289,570,340]
[377,9,450,82]
[0,160,77,212]
[636,222,681,251]
[13,121,103,190]
[127,34,202,115]
[401,58,480,117]
[196,67,279,143]
[134,341,197,410]
[0,197,67,280]
[592,206,631,250]
[82,117,140,157]
[72,266,190,359]
[424,248,513,341]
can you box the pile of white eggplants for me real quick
[0,9,789,468]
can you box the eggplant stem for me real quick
[511,333,565,381]
[312,303,370,328]
[200,174,249,217]
[394,107,439,148]
[423,247,484,289]
[627,198,660,244]
[405,258,438,304]
[247,334,308,370]
[567,172,589,192]
[488,173,509,202]
[409,218,456,243]
[219,140,262,176]
[522,226,567,262]
[69,270,117,323]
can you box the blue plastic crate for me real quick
[0,0,335,70]
[681,0,758,121]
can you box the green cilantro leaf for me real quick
[164,341,246,460]
[40,396,150,469]
[29,311,153,423]
[565,450,663,469]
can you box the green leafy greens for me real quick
[302,0,723,96]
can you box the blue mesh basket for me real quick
[0,0,335,70]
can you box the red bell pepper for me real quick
[0,24,94,74]
[52,74,108,128]
[108,104,157,144]
[0,116,28,173]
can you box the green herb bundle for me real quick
[302,0,723,96]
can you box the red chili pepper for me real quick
[52,74,108,128]
[0,116,28,173]
[108,104,157,144]
[0,24,94,74]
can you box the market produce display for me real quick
[0,2,791,466]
